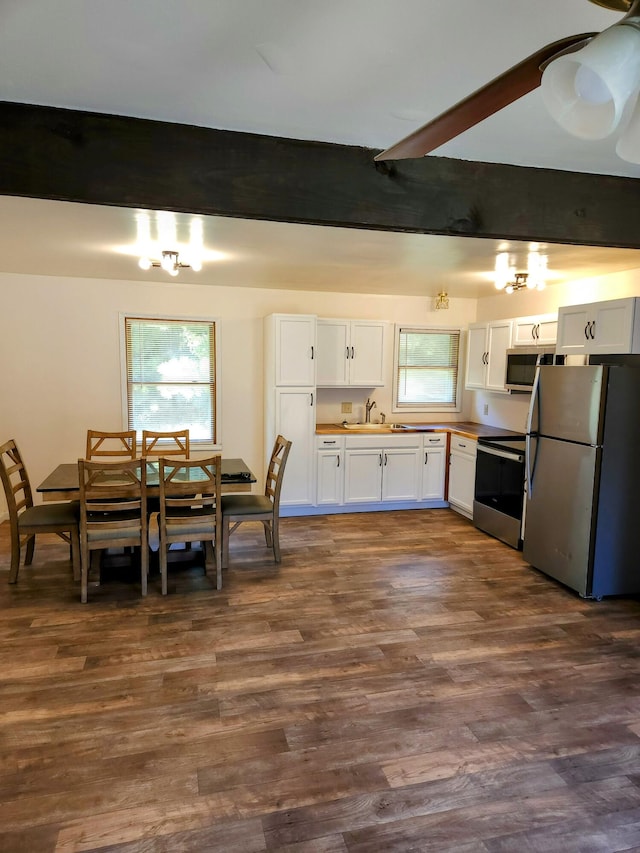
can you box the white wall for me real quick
[469,267,640,432]
[0,272,477,515]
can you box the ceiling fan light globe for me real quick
[616,95,640,163]
[138,256,152,271]
[541,25,640,140]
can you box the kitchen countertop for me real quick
[315,422,524,440]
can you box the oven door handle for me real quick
[478,445,524,463]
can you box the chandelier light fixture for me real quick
[494,250,548,294]
[138,250,200,277]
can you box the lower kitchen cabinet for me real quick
[447,434,477,518]
[316,436,344,505]
[421,433,447,500]
[272,387,316,507]
[343,435,422,504]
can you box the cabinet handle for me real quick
[535,324,540,339]
[428,438,439,443]
[325,440,336,444]
[384,453,388,466]
[310,346,314,360]
[425,451,428,465]
[459,442,466,448]
[379,453,383,466]
[531,327,536,340]
[346,347,350,359]
[310,393,314,406]
[584,322,590,340]
[351,346,354,359]
[337,456,340,468]
[590,320,596,339]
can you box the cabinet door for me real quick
[591,299,635,354]
[421,443,446,500]
[344,449,382,503]
[316,319,349,386]
[382,447,421,501]
[317,450,343,505]
[536,316,558,345]
[349,321,386,386]
[465,325,488,389]
[556,304,591,355]
[275,388,315,506]
[448,443,477,517]
[512,318,539,346]
[485,320,513,392]
[275,315,316,386]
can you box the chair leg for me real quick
[264,520,273,548]
[24,534,35,566]
[271,516,281,563]
[141,538,148,597]
[80,541,89,604]
[70,529,81,583]
[9,531,21,583]
[212,535,222,591]
[221,517,230,569]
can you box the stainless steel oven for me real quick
[473,436,526,549]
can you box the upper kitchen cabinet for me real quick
[512,314,557,346]
[316,319,386,387]
[465,320,513,393]
[556,298,640,356]
[264,314,316,387]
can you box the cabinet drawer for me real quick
[316,436,345,449]
[422,433,447,449]
[450,434,477,456]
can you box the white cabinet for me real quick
[447,434,477,518]
[316,319,386,387]
[465,320,513,392]
[316,436,344,506]
[272,388,316,506]
[344,434,421,504]
[556,298,640,356]
[265,313,316,387]
[512,314,557,346]
[421,433,447,501]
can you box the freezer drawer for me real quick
[523,436,599,597]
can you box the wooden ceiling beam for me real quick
[0,100,638,249]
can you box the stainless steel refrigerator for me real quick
[524,362,640,599]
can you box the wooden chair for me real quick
[0,439,80,585]
[86,430,137,460]
[78,458,147,603]
[221,435,291,568]
[158,455,222,594]
[142,429,190,459]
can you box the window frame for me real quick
[119,313,221,450]
[392,323,464,414]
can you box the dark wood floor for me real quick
[2,509,640,852]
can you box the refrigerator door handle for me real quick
[526,366,542,498]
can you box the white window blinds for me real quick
[125,317,216,442]
[396,327,461,409]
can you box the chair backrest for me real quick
[142,429,190,459]
[158,455,221,518]
[0,439,33,528]
[86,430,137,460]
[265,435,292,510]
[78,458,146,542]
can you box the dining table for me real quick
[37,457,257,501]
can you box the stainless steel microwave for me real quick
[505,346,560,391]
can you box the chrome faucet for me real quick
[365,398,377,423]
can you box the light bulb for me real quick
[190,258,202,272]
[161,253,174,272]
[138,257,152,271]
[505,285,514,295]
[169,267,179,277]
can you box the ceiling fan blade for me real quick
[374,33,597,161]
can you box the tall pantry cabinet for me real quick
[264,314,316,506]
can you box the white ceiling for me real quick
[1,0,639,298]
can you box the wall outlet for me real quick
[483,403,489,416]
[341,402,353,414]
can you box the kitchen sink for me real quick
[341,423,406,430]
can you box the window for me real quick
[394,325,462,412]
[123,316,218,444]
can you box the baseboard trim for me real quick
[281,500,449,518]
